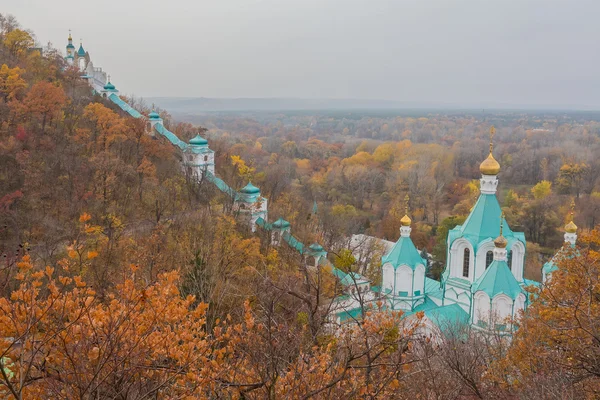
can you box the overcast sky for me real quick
[5,0,600,107]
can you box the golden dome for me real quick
[400,214,412,226]
[494,234,508,249]
[565,220,577,234]
[480,152,500,175]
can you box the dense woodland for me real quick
[0,14,599,399]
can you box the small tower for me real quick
[76,40,87,71]
[235,182,268,232]
[185,134,215,177]
[564,199,578,245]
[479,126,500,195]
[380,195,427,311]
[65,30,75,65]
[305,243,327,268]
[148,107,163,132]
[271,217,291,246]
[542,200,578,283]
[100,76,119,98]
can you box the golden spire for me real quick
[480,126,501,175]
[494,211,508,248]
[400,194,412,226]
[565,199,577,234]
[68,29,72,41]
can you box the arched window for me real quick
[462,248,470,278]
[486,250,494,269]
[507,250,512,270]
[204,155,208,162]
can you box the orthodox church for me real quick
[331,128,579,334]
[66,34,577,336]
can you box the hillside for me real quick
[0,14,600,399]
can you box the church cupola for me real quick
[564,199,578,245]
[479,126,500,195]
[380,195,427,310]
[65,30,75,63]
[185,132,215,175]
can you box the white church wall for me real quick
[449,238,474,280]
[475,240,494,280]
[414,265,425,296]
[492,294,513,325]
[510,241,525,282]
[382,264,394,292]
[473,291,490,326]
[395,265,412,296]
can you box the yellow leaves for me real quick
[86,250,99,260]
[17,255,32,272]
[79,213,92,223]
[73,276,86,288]
[68,249,78,259]
[0,64,27,100]
[231,155,255,178]
[3,29,35,57]
[531,180,552,200]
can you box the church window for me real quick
[204,155,208,162]
[462,248,470,278]
[485,251,494,269]
[507,251,512,270]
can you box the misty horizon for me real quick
[5,0,600,108]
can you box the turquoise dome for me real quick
[103,81,116,91]
[148,111,161,120]
[272,217,290,228]
[309,243,324,252]
[189,134,208,145]
[240,182,260,195]
[77,44,86,57]
[66,43,75,49]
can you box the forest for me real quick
[0,13,599,399]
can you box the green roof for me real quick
[381,236,425,269]
[272,217,290,228]
[340,272,368,286]
[103,81,116,90]
[189,134,208,146]
[240,182,260,194]
[108,93,143,118]
[66,43,75,49]
[148,111,160,120]
[425,304,469,331]
[282,231,304,254]
[472,259,523,300]
[309,243,324,252]
[77,44,86,57]
[337,307,363,323]
[449,193,525,250]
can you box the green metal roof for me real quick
[339,272,368,286]
[449,193,524,250]
[189,134,208,145]
[272,217,290,228]
[425,304,469,330]
[240,182,260,194]
[77,44,86,57]
[309,243,324,252]
[108,93,143,119]
[148,110,160,120]
[66,43,75,49]
[103,81,116,90]
[472,259,523,300]
[337,307,363,323]
[381,236,425,269]
[282,232,305,254]
[205,172,236,198]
